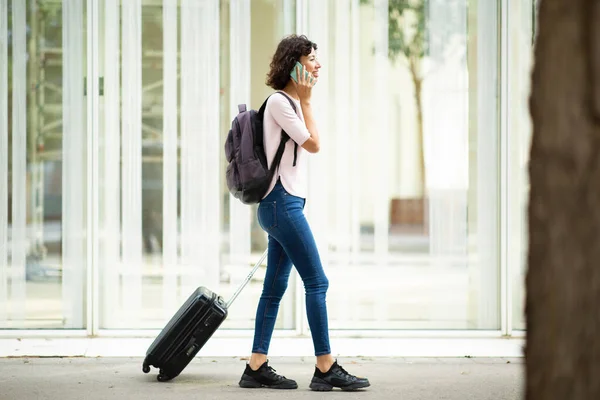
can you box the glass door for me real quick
[96,0,222,329]
[0,0,88,329]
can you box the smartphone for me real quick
[290,61,310,83]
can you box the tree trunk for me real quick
[409,56,426,197]
[526,0,600,399]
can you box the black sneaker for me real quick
[239,361,298,389]
[309,360,370,391]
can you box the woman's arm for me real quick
[299,100,320,153]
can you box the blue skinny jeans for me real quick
[252,181,331,356]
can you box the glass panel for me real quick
[300,0,500,330]
[510,0,536,332]
[0,0,87,329]
[98,0,182,329]
[98,0,297,330]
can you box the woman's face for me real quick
[299,48,321,78]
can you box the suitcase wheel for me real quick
[142,364,150,374]
[157,371,171,382]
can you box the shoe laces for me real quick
[265,365,287,381]
[334,363,357,381]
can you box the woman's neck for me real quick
[281,83,299,100]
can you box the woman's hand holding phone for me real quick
[290,63,320,153]
[291,63,317,104]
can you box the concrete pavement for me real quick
[0,357,523,400]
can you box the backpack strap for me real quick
[274,91,299,167]
[268,135,290,179]
[258,91,301,180]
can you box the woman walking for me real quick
[238,34,370,392]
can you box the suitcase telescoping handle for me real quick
[226,249,268,308]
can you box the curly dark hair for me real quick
[266,35,318,90]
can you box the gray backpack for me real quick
[224,91,298,204]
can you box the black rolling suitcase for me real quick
[142,250,267,382]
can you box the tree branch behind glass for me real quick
[360,0,464,198]
[360,0,427,196]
